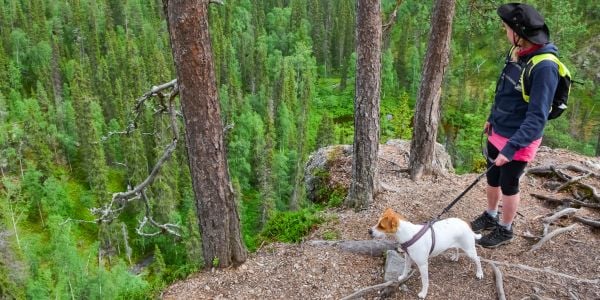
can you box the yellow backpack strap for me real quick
[520,53,571,102]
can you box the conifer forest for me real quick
[0,0,598,298]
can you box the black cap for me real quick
[497,3,549,45]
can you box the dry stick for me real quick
[574,216,600,228]
[530,223,579,252]
[490,263,506,300]
[340,270,415,300]
[479,258,599,284]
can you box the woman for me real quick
[470,3,560,248]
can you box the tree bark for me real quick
[163,0,247,268]
[409,0,456,180]
[345,0,382,210]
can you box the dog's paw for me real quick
[418,291,427,299]
[476,271,484,279]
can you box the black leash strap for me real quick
[436,164,495,219]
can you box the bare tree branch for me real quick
[89,80,182,237]
[136,190,181,237]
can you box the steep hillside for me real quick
[163,144,600,299]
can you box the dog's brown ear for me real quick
[389,216,399,231]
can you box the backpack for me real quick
[520,53,572,120]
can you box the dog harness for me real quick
[400,221,437,255]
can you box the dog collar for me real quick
[400,221,437,255]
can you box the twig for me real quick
[209,0,224,4]
[530,224,579,252]
[59,218,98,226]
[490,263,506,300]
[479,258,599,284]
[135,191,181,237]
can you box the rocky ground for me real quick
[162,143,600,299]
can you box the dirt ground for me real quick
[162,146,600,300]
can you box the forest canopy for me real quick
[0,0,598,298]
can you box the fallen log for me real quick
[309,239,398,257]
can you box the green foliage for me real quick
[0,0,597,297]
[259,208,324,243]
[321,230,341,241]
[212,257,220,268]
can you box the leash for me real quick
[435,164,495,220]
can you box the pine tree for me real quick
[409,0,456,180]
[345,0,382,209]
[70,61,109,200]
[316,113,335,148]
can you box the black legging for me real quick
[486,141,527,196]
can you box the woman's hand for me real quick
[484,122,491,135]
[495,154,510,166]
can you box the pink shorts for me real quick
[488,129,542,162]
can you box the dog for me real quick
[369,208,483,299]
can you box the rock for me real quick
[304,145,352,204]
[383,250,405,282]
[304,140,454,203]
[384,139,454,173]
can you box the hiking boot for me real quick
[470,211,499,233]
[477,225,514,248]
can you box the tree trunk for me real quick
[345,0,381,210]
[409,0,456,180]
[163,0,247,268]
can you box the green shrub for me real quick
[259,208,324,243]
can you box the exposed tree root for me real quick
[574,216,600,228]
[530,224,579,252]
[340,270,415,300]
[490,262,506,300]
[479,258,599,284]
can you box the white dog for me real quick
[369,208,483,299]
